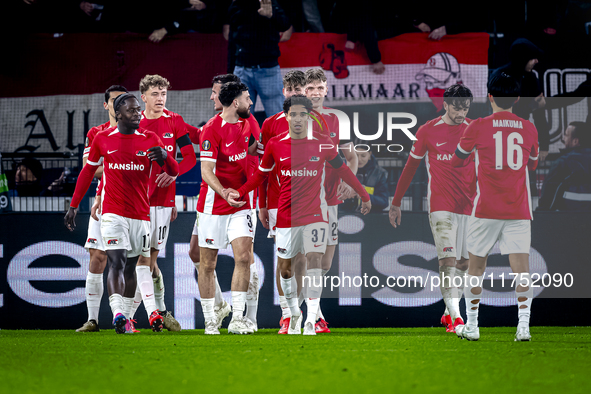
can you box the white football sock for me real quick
[231,291,246,319]
[153,271,166,312]
[306,268,323,324]
[440,266,460,321]
[85,272,103,322]
[131,285,142,319]
[515,273,533,328]
[465,274,484,328]
[245,267,259,324]
[194,261,225,308]
[136,265,157,316]
[123,297,134,319]
[109,293,124,318]
[280,276,299,318]
[306,298,320,325]
[201,297,215,322]
[279,295,291,319]
[454,267,467,315]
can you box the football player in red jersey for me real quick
[65,93,179,333]
[452,72,539,342]
[76,85,128,333]
[304,68,359,333]
[226,95,371,335]
[120,75,196,332]
[258,70,306,333]
[197,82,259,334]
[390,84,475,333]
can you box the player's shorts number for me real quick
[142,233,151,249]
[493,131,524,170]
[247,215,253,229]
[312,228,326,243]
[331,222,338,237]
[158,226,167,241]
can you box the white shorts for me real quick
[251,209,257,239]
[429,211,470,260]
[276,222,329,259]
[150,206,173,250]
[327,205,339,246]
[467,217,531,257]
[197,209,254,249]
[100,213,151,258]
[192,211,199,236]
[84,213,105,251]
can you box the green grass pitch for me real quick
[1,327,590,394]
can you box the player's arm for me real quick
[228,145,275,206]
[327,154,371,215]
[452,121,477,168]
[65,146,102,231]
[155,133,196,188]
[247,133,258,156]
[341,142,358,174]
[83,133,103,179]
[528,135,540,171]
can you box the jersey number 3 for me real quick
[493,131,524,170]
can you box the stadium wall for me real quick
[1,212,589,330]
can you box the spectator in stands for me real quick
[13,158,43,197]
[410,1,484,40]
[537,122,591,211]
[227,0,291,117]
[490,38,551,161]
[340,149,389,214]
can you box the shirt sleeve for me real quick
[409,125,428,160]
[199,124,219,163]
[259,138,276,172]
[456,119,478,158]
[86,134,104,166]
[528,124,540,170]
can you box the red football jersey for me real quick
[83,121,112,158]
[197,114,252,215]
[86,128,166,221]
[140,109,189,207]
[409,116,476,215]
[457,112,539,220]
[260,111,288,210]
[312,108,344,206]
[244,115,261,208]
[258,131,338,228]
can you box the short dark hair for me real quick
[218,82,249,107]
[212,74,241,86]
[488,71,520,110]
[283,70,306,89]
[569,121,590,148]
[283,95,313,114]
[305,68,327,85]
[113,93,138,114]
[444,84,473,108]
[104,85,128,104]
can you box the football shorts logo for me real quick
[278,247,287,254]
[136,150,147,156]
[443,247,454,252]
[107,239,119,245]
[163,133,173,138]
[310,156,320,161]
[202,140,211,151]
[206,238,215,245]
[87,238,97,244]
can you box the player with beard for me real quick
[76,85,127,332]
[258,70,306,334]
[452,73,539,342]
[189,74,262,332]
[304,68,359,333]
[390,84,476,333]
[225,95,371,335]
[197,82,259,334]
[65,93,179,333]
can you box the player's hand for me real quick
[90,196,102,221]
[148,146,167,164]
[80,1,94,16]
[428,26,447,40]
[156,172,177,188]
[360,199,372,215]
[258,207,269,229]
[389,205,401,228]
[258,0,273,18]
[539,151,549,162]
[148,28,168,43]
[64,207,78,231]
[171,206,178,223]
[225,188,246,208]
[189,0,207,10]
[337,183,356,200]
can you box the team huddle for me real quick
[64,67,538,341]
